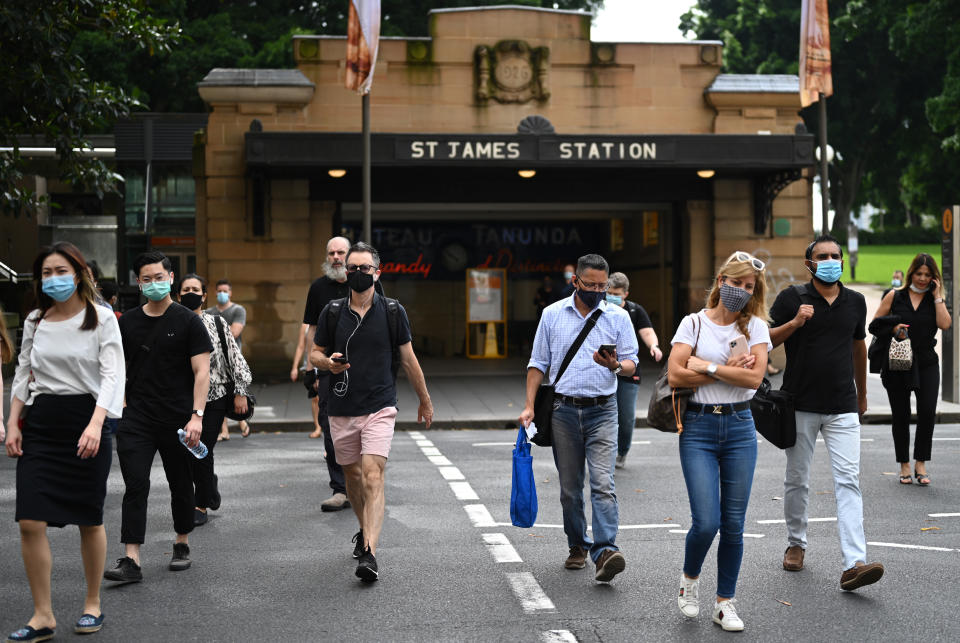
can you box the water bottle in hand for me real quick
[178,428,208,459]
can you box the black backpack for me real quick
[325,296,403,379]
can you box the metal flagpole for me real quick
[362,93,371,244]
[818,92,829,235]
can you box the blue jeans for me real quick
[550,398,619,562]
[784,412,866,570]
[679,405,758,599]
[616,378,639,457]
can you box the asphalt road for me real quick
[1,424,958,642]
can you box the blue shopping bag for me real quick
[510,427,538,528]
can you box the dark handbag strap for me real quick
[125,308,170,391]
[672,313,701,433]
[214,314,237,395]
[550,308,603,386]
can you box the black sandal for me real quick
[899,474,913,484]
[915,471,931,486]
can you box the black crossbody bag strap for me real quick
[125,310,169,394]
[214,314,237,395]
[549,307,603,386]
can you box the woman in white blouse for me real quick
[667,252,771,633]
[177,274,252,526]
[5,242,125,641]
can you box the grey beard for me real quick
[325,263,347,282]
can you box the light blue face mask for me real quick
[605,294,623,306]
[216,291,230,305]
[141,280,171,302]
[891,279,902,288]
[41,274,77,302]
[812,259,842,283]
[563,271,574,281]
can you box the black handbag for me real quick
[750,378,796,448]
[647,314,700,433]
[214,315,256,421]
[530,308,603,447]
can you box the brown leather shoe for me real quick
[783,546,805,571]
[564,546,588,570]
[840,562,884,591]
[594,550,626,582]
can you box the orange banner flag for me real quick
[344,0,381,95]
[799,0,833,107]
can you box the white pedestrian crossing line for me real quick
[757,517,836,524]
[420,446,442,456]
[427,455,452,466]
[464,504,497,528]
[408,431,425,439]
[448,480,480,501]
[868,541,959,553]
[669,529,765,538]
[437,466,465,481]
[541,630,578,642]
[483,533,523,563]
[414,439,434,447]
[929,513,960,517]
[816,438,873,442]
[507,572,556,613]
[498,522,675,530]
[932,437,960,440]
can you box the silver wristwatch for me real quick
[612,361,623,375]
[192,409,204,418]
[706,363,719,378]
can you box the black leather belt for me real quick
[554,393,613,407]
[688,401,751,415]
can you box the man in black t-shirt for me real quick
[769,235,884,592]
[104,251,212,584]
[311,242,433,583]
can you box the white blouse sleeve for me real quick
[96,311,126,418]
[10,311,39,404]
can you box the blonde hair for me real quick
[0,307,12,363]
[704,252,770,340]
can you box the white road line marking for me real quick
[464,504,497,528]
[757,517,837,524]
[816,438,873,442]
[541,630,578,643]
[472,442,515,446]
[483,533,523,563]
[420,446,442,456]
[668,528,764,538]
[495,522,675,530]
[449,481,479,500]
[929,513,960,517]
[408,432,425,439]
[414,439,434,447]
[507,572,556,613]
[631,440,652,445]
[933,437,960,440]
[438,466,465,481]
[427,455,452,466]
[868,541,958,553]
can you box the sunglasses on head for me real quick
[734,251,765,272]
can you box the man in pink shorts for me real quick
[311,241,433,582]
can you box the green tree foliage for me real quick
[680,0,960,234]
[0,0,179,213]
[76,1,603,113]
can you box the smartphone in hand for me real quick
[331,355,348,364]
[728,335,748,358]
[599,343,617,357]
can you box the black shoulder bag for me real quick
[215,315,256,421]
[530,308,603,447]
[647,313,700,433]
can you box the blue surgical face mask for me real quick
[216,291,230,305]
[564,271,574,281]
[812,259,842,283]
[141,279,171,302]
[41,274,78,302]
[891,278,902,288]
[605,294,623,306]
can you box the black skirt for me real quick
[16,394,112,527]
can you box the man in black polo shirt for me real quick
[769,235,884,592]
[312,242,433,582]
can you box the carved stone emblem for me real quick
[475,41,550,104]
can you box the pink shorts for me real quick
[329,407,398,465]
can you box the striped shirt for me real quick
[528,294,639,397]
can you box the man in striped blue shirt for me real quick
[520,254,639,583]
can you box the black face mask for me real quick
[348,270,375,293]
[576,288,603,309]
[180,292,204,311]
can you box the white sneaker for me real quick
[678,574,699,618]
[712,599,744,631]
[615,455,626,469]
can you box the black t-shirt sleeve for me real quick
[185,310,214,357]
[632,304,653,331]
[769,287,798,329]
[314,302,333,350]
[303,279,322,325]
[853,293,867,340]
[397,304,413,345]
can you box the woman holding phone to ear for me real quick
[667,251,771,632]
[870,252,951,486]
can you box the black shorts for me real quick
[303,368,319,398]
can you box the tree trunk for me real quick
[830,155,867,238]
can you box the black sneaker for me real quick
[356,546,378,583]
[352,529,365,559]
[169,543,191,571]
[193,509,208,526]
[209,475,221,511]
[103,556,142,583]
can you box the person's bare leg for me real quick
[343,462,365,527]
[309,398,322,438]
[175,533,189,545]
[19,519,56,630]
[78,525,106,616]
[124,543,141,565]
[219,418,229,440]
[361,455,388,554]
